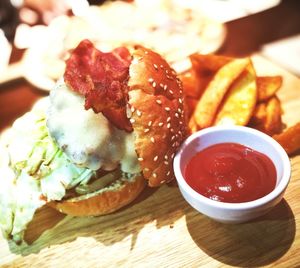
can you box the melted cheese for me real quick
[47,81,140,174]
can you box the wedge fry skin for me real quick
[214,60,257,126]
[189,54,232,98]
[265,96,283,135]
[192,58,250,129]
[273,122,300,155]
[248,102,267,131]
[257,76,282,102]
[249,96,282,135]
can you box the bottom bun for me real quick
[49,174,146,216]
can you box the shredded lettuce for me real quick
[0,98,94,243]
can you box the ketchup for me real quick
[184,143,276,203]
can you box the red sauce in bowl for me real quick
[184,143,277,203]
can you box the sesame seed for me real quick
[171,135,175,141]
[144,128,150,133]
[130,118,135,123]
[152,81,156,88]
[160,180,166,184]
[152,172,157,178]
[148,121,152,127]
[138,157,144,161]
[153,156,158,161]
[144,168,149,171]
[164,85,168,90]
[179,121,183,125]
[159,83,164,88]
[164,161,168,165]
[175,113,179,118]
[156,99,162,105]
[170,128,174,133]
[148,78,154,83]
[166,69,169,74]
[126,107,132,118]
[179,98,183,104]
[160,64,164,68]
[167,123,171,128]
[167,117,171,122]
[151,137,155,143]
[167,171,170,176]
[165,107,171,112]
[178,108,182,113]
[131,106,135,113]
[145,51,148,54]
[158,122,164,127]
[171,153,175,158]
[164,155,168,160]
[153,64,158,70]
[169,90,174,94]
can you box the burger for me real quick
[0,39,186,243]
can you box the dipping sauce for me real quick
[184,143,277,203]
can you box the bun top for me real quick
[128,46,187,186]
[63,40,187,187]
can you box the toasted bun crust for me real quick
[49,174,145,216]
[128,46,187,186]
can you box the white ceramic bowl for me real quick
[174,126,291,224]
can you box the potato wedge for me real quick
[273,122,300,155]
[265,96,283,135]
[257,76,282,102]
[189,54,232,98]
[192,58,250,129]
[249,96,282,135]
[248,102,267,131]
[188,117,198,134]
[178,70,198,98]
[214,60,257,126]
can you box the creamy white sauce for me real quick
[47,81,140,174]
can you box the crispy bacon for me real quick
[64,39,132,132]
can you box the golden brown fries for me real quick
[192,58,250,129]
[249,96,282,136]
[184,53,290,142]
[189,54,232,97]
[248,102,267,131]
[214,61,257,126]
[265,96,283,135]
[257,76,283,102]
[273,122,300,155]
[178,70,198,98]
[188,117,198,134]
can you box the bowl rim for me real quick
[173,125,291,211]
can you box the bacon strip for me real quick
[64,39,132,132]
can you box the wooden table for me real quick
[1,1,300,267]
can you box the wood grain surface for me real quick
[0,56,299,267]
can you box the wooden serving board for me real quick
[1,56,300,267]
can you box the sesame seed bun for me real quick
[128,46,187,186]
[51,46,187,216]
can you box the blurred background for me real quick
[0,0,300,130]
